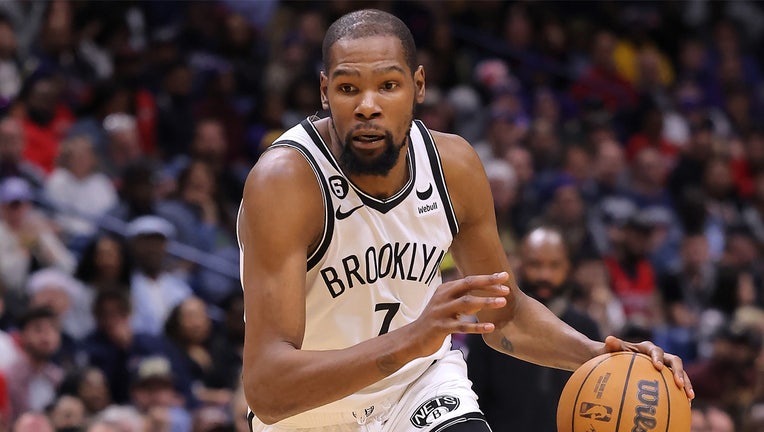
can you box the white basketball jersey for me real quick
[246,118,460,428]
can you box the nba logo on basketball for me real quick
[578,402,612,422]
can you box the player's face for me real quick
[321,35,425,176]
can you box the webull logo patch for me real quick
[410,395,460,428]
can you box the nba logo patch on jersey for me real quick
[410,395,460,428]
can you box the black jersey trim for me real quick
[300,118,416,214]
[269,140,334,270]
[431,412,492,432]
[247,410,255,432]
[301,119,340,172]
[415,120,459,236]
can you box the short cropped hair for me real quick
[322,9,417,74]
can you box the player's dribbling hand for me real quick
[602,335,695,400]
[411,272,510,356]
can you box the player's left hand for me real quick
[603,335,695,401]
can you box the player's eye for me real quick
[338,84,356,93]
[382,82,399,91]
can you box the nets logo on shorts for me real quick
[410,395,460,428]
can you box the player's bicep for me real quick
[436,135,520,325]
[238,149,324,358]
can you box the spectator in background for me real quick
[656,233,718,363]
[473,104,526,166]
[625,100,680,163]
[47,394,87,432]
[691,403,736,432]
[126,216,192,336]
[168,118,246,210]
[15,72,74,174]
[628,146,673,210]
[58,366,112,417]
[26,267,94,342]
[0,16,22,102]
[668,116,717,205]
[156,61,195,161]
[483,158,519,256]
[44,135,118,244]
[75,233,133,294]
[468,227,600,432]
[0,372,9,432]
[571,29,638,114]
[687,323,762,429]
[128,356,192,432]
[3,307,64,424]
[89,405,146,432]
[162,160,238,303]
[104,160,194,243]
[572,257,627,338]
[68,81,136,164]
[0,177,75,304]
[82,290,189,406]
[101,113,144,183]
[602,211,664,330]
[702,157,744,261]
[581,138,629,204]
[194,67,248,166]
[741,170,764,244]
[534,175,600,262]
[164,296,239,407]
[731,128,764,199]
[231,385,249,432]
[11,412,54,432]
[0,115,44,188]
[505,145,539,235]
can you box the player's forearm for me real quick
[487,292,603,371]
[244,327,426,424]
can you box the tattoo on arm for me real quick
[501,336,514,353]
[376,353,400,376]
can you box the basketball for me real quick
[557,352,691,432]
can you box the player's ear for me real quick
[320,71,330,110]
[414,65,425,104]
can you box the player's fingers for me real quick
[681,370,695,400]
[603,335,624,352]
[640,342,665,370]
[459,293,507,315]
[458,272,510,293]
[665,354,691,394]
[455,320,495,334]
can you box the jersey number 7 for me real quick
[375,302,400,335]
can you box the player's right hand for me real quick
[411,272,510,356]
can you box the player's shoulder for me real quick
[247,122,318,181]
[427,128,483,175]
[244,129,321,201]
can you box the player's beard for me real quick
[334,121,410,176]
[340,130,404,176]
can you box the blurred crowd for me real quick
[0,0,762,431]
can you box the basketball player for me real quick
[237,9,694,432]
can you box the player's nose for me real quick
[354,90,381,119]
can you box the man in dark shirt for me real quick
[467,226,601,432]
